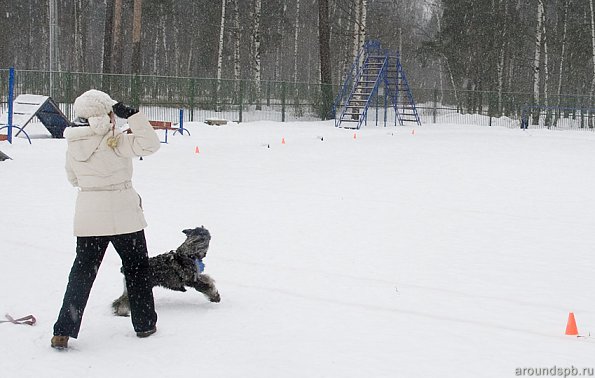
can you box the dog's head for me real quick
[175,226,211,260]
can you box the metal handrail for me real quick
[358,55,389,129]
[337,51,372,127]
[396,58,421,125]
[333,47,365,127]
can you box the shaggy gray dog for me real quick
[112,226,221,316]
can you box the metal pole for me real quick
[7,67,14,144]
[179,108,184,132]
[239,80,243,123]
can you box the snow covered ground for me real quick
[1,120,594,377]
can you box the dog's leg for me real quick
[112,277,131,316]
[190,274,221,303]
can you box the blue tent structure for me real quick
[0,94,71,140]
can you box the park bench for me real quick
[149,120,190,143]
[205,118,227,126]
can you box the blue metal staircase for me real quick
[333,40,421,129]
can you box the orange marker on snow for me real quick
[565,312,579,336]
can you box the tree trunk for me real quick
[253,0,262,110]
[338,19,347,88]
[131,0,143,75]
[111,0,123,74]
[274,1,286,81]
[589,0,595,109]
[27,1,34,69]
[160,4,168,75]
[496,0,509,115]
[233,0,241,83]
[186,3,197,76]
[319,0,332,119]
[360,0,367,51]
[293,0,301,84]
[152,21,159,75]
[216,0,227,111]
[531,0,544,125]
[173,4,180,77]
[543,6,551,127]
[351,0,361,67]
[102,0,114,74]
[351,0,367,69]
[555,0,569,126]
[73,0,84,71]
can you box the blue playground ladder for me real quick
[334,40,421,129]
[392,56,422,126]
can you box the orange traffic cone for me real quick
[565,312,579,336]
[195,146,200,154]
[281,137,286,144]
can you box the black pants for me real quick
[54,230,157,338]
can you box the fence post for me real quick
[432,86,438,124]
[179,108,184,130]
[239,80,244,123]
[281,82,287,122]
[65,71,73,117]
[188,78,195,122]
[7,67,15,143]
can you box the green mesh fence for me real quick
[0,69,335,124]
[2,68,595,131]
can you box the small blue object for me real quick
[195,258,205,273]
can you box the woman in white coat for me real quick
[52,89,160,349]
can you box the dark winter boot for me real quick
[51,335,69,350]
[136,326,157,338]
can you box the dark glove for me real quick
[112,102,139,119]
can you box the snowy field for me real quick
[1,120,595,377]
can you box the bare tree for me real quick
[216,0,227,110]
[293,0,301,84]
[542,1,551,127]
[111,0,123,73]
[351,0,361,66]
[496,0,510,115]
[102,0,114,74]
[73,0,84,71]
[319,0,333,119]
[590,0,595,108]
[531,0,544,125]
[131,0,143,75]
[360,0,367,51]
[252,0,262,110]
[555,0,570,125]
[350,0,367,68]
[233,0,241,83]
[274,1,287,81]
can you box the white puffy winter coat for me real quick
[64,112,160,236]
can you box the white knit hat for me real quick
[73,89,118,119]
